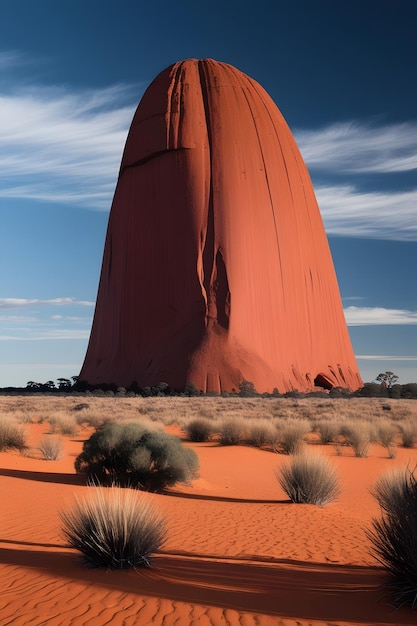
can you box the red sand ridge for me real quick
[79,59,362,394]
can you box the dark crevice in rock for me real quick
[120,147,192,174]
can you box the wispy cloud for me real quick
[345,306,417,325]
[0,50,23,70]
[0,53,415,243]
[0,297,94,309]
[295,121,417,174]
[317,185,417,241]
[356,355,417,361]
[0,81,138,209]
[0,327,90,341]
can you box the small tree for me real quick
[238,379,257,397]
[57,378,72,390]
[376,371,399,389]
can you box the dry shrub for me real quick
[316,420,340,444]
[276,419,310,455]
[39,435,64,460]
[75,421,199,490]
[49,413,78,437]
[0,415,27,451]
[247,419,279,449]
[276,450,340,505]
[218,417,246,445]
[399,420,417,448]
[340,420,371,457]
[60,485,166,569]
[368,467,417,609]
[377,421,398,447]
[377,421,398,458]
[74,409,106,429]
[185,418,213,442]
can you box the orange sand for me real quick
[1,423,417,625]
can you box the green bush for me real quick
[368,467,417,608]
[276,451,341,505]
[60,485,166,569]
[75,421,199,491]
[185,418,213,442]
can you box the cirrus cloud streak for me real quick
[344,306,417,326]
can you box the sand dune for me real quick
[1,401,417,625]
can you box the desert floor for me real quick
[1,395,417,625]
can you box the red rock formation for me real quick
[79,59,362,393]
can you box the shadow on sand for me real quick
[0,542,412,624]
[0,467,84,486]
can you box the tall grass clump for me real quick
[185,418,213,442]
[316,420,340,445]
[218,418,246,445]
[377,421,398,458]
[340,421,371,457]
[276,419,310,455]
[39,435,64,460]
[49,413,78,437]
[60,485,166,569]
[247,419,279,449]
[0,415,26,451]
[276,450,340,505]
[368,467,417,609]
[399,420,417,448]
[75,421,199,491]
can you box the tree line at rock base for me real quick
[0,374,416,399]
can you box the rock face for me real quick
[79,59,362,393]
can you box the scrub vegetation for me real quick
[60,485,166,569]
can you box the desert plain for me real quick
[1,394,417,626]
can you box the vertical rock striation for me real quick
[79,59,362,393]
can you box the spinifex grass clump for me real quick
[185,418,213,442]
[218,417,246,445]
[276,450,341,506]
[75,421,199,491]
[247,420,279,449]
[39,435,64,460]
[368,466,417,609]
[276,419,310,455]
[316,419,340,445]
[60,485,166,569]
[399,420,417,448]
[0,415,26,451]
[340,420,372,458]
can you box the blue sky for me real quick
[0,0,416,387]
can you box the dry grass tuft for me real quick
[247,419,279,449]
[185,418,213,442]
[399,420,417,448]
[340,420,372,458]
[39,435,64,460]
[48,412,78,437]
[0,415,27,451]
[368,466,417,609]
[60,485,166,569]
[276,450,341,506]
[276,419,310,455]
[218,417,246,445]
